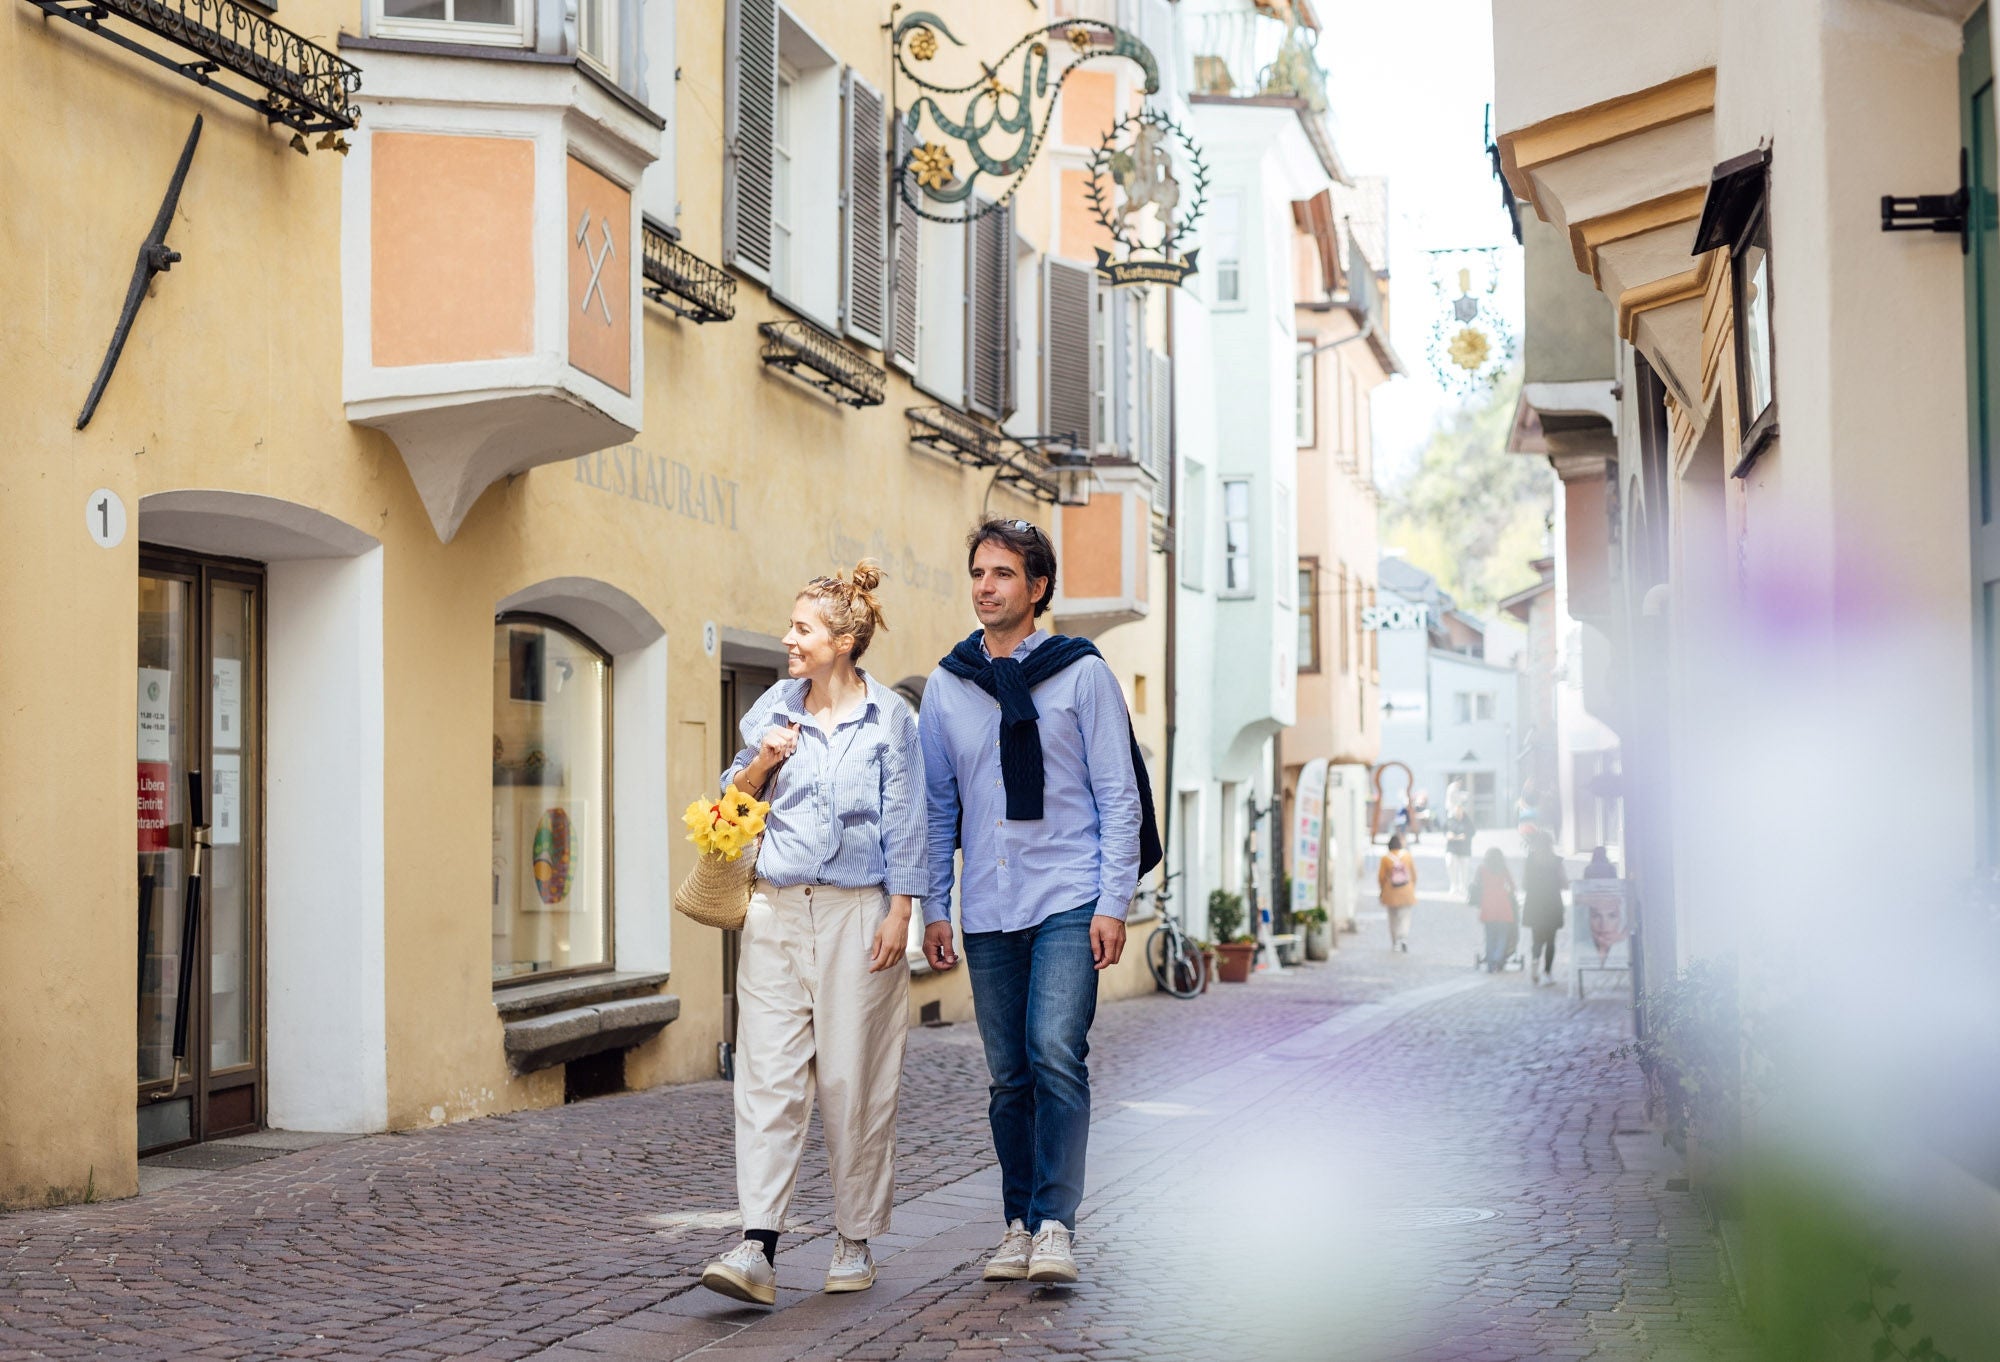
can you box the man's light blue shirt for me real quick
[722,673,926,897]
[920,630,1142,932]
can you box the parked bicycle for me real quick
[1143,871,1205,999]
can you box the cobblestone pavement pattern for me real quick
[2,840,1752,1361]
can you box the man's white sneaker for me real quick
[824,1234,875,1293]
[981,1219,1034,1281]
[1026,1220,1078,1284]
[700,1239,777,1306]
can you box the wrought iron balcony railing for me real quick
[1186,1,1327,113]
[758,319,886,408]
[907,406,1000,467]
[24,0,362,133]
[904,408,1065,504]
[641,224,736,324]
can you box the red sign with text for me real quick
[138,762,170,852]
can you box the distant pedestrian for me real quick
[1409,790,1431,845]
[1515,780,1542,852]
[1444,807,1475,897]
[1377,833,1418,953]
[1521,831,1568,987]
[1470,846,1517,973]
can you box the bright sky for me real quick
[1316,0,1525,480]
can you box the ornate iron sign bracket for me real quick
[78,115,202,431]
[891,10,1158,223]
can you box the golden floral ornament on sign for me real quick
[1448,326,1491,371]
[1067,25,1094,53]
[907,25,939,61]
[1423,246,1515,395]
[911,142,957,191]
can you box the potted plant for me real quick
[1297,905,1331,961]
[1208,890,1256,983]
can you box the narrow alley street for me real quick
[2,843,1750,1362]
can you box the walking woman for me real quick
[1521,830,1568,986]
[698,563,924,1305]
[1377,833,1418,953]
[1471,846,1518,973]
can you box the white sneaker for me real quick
[700,1238,776,1306]
[824,1233,875,1293]
[981,1219,1034,1281]
[1026,1220,1078,1284]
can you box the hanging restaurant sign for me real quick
[1424,248,1515,396]
[891,11,1158,223]
[1086,108,1207,288]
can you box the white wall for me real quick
[267,550,389,1134]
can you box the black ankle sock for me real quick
[746,1230,779,1264]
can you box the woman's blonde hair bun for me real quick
[798,559,888,661]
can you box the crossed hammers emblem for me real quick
[576,209,616,324]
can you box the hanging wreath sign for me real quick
[1085,108,1208,289]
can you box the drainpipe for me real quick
[1162,288,1179,892]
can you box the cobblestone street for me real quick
[2,850,1752,1361]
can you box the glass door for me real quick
[137,554,263,1152]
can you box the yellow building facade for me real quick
[1,0,1169,1208]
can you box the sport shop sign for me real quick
[1362,602,1430,631]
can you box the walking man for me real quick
[919,518,1153,1286]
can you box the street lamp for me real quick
[1049,448,1094,507]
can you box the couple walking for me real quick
[698,519,1150,1305]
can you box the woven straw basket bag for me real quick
[673,842,759,930]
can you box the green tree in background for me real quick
[1381,367,1552,616]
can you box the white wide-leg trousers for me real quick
[734,880,910,1240]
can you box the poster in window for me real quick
[212,658,242,751]
[518,801,586,913]
[1570,878,1633,994]
[212,753,242,847]
[138,667,172,852]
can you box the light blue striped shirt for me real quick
[722,674,927,897]
[919,631,1141,932]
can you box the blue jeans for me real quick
[963,902,1099,1231]
[1484,920,1513,972]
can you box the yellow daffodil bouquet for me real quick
[672,784,770,930]
[682,785,770,862]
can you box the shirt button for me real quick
[996,819,1004,828]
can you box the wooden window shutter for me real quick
[722,0,778,284]
[967,200,1013,420]
[1043,258,1095,448]
[887,116,921,374]
[841,70,888,351]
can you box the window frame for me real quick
[1693,147,1779,475]
[772,64,797,299]
[1211,192,1244,311]
[1180,459,1209,592]
[1731,195,1778,470]
[1297,557,1321,673]
[373,0,531,48]
[492,611,617,989]
[577,0,616,75]
[1221,476,1254,599]
[1296,341,1317,447]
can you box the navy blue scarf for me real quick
[939,631,1163,876]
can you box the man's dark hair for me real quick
[966,518,1058,617]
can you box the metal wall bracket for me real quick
[1882,147,1969,255]
[77,114,202,431]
